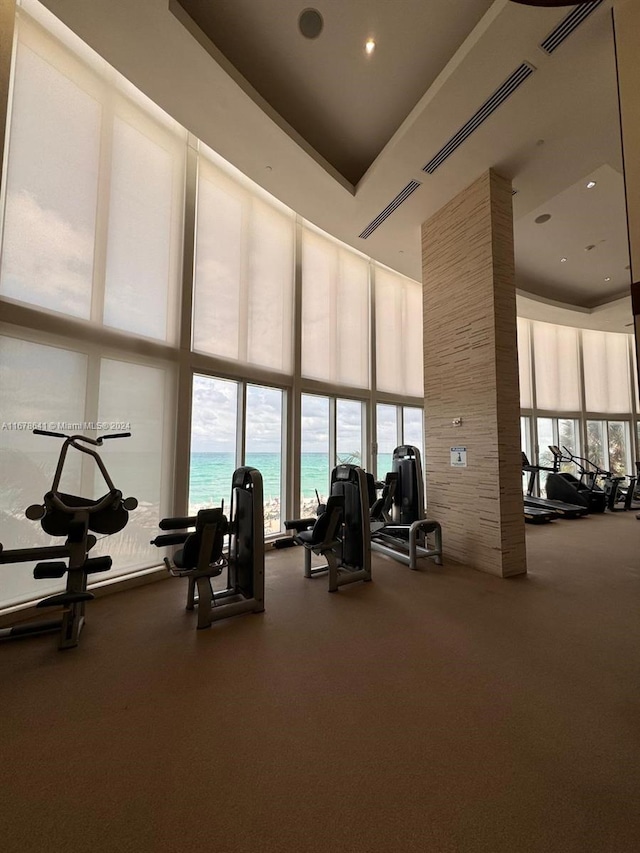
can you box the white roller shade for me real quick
[375,268,423,398]
[582,330,631,414]
[301,228,370,388]
[194,157,294,373]
[532,322,580,411]
[517,317,532,409]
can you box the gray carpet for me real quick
[1,511,639,853]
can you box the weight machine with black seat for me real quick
[0,429,138,649]
[370,446,443,570]
[286,464,372,592]
[150,466,264,628]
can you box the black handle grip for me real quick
[101,432,132,440]
[159,516,196,531]
[150,533,189,547]
[33,429,66,438]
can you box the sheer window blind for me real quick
[532,322,580,411]
[301,228,370,388]
[193,158,294,373]
[375,268,423,398]
[0,14,185,341]
[517,318,532,408]
[582,330,631,414]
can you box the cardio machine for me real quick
[150,467,264,628]
[0,429,138,649]
[546,446,607,513]
[521,452,588,519]
[369,446,443,569]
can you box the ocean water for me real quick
[189,452,394,509]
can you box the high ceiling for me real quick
[40,0,632,320]
[170,0,630,312]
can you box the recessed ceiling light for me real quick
[365,39,376,54]
[535,213,551,224]
[604,277,611,282]
[586,180,596,189]
[265,165,272,172]
[560,257,567,263]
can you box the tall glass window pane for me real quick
[536,417,554,495]
[189,376,238,514]
[521,416,531,492]
[93,358,171,578]
[103,116,183,341]
[0,336,87,607]
[336,399,363,467]
[245,385,283,535]
[403,407,424,459]
[376,404,398,479]
[586,420,607,471]
[0,38,100,317]
[558,418,580,475]
[607,421,630,476]
[301,395,330,514]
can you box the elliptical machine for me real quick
[150,467,265,628]
[0,429,138,649]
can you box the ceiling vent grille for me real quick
[422,62,535,175]
[540,0,604,55]
[358,180,421,239]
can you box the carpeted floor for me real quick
[1,511,639,853]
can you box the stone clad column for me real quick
[421,169,526,577]
[613,0,640,374]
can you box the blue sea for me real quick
[189,452,393,508]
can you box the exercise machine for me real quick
[151,467,264,628]
[0,429,138,649]
[521,452,588,518]
[546,446,606,513]
[286,464,372,592]
[370,446,443,569]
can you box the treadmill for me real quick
[521,452,589,518]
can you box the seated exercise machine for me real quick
[521,452,588,519]
[370,446,443,570]
[546,446,607,513]
[0,429,138,649]
[285,464,372,592]
[151,467,264,628]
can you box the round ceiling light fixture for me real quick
[299,8,324,39]
[365,39,376,55]
[534,213,552,224]
[510,1,596,7]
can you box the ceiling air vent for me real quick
[422,62,535,175]
[540,0,604,55]
[358,180,421,239]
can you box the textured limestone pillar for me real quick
[421,169,526,577]
[0,1,16,192]
[613,0,640,373]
